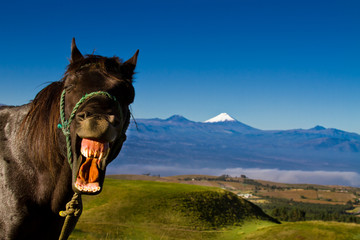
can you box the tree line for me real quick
[258,197,360,223]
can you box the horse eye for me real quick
[64,84,74,92]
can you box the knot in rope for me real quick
[58,193,83,240]
[59,193,83,217]
[57,121,70,136]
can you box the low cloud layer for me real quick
[107,165,360,187]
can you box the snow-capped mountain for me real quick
[112,114,360,178]
[204,113,236,123]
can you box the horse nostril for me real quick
[77,112,90,121]
[107,115,121,126]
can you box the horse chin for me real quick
[73,138,111,195]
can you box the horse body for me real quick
[0,39,138,239]
[0,105,71,239]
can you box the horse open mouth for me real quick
[74,138,110,193]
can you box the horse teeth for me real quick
[80,148,85,157]
[81,148,89,158]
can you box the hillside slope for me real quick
[70,178,278,239]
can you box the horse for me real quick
[0,39,138,239]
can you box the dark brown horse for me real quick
[0,39,138,239]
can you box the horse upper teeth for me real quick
[80,148,107,160]
[81,148,87,157]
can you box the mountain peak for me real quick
[310,125,326,131]
[204,113,236,123]
[165,115,190,122]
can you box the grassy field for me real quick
[111,174,360,206]
[69,177,360,239]
[235,221,360,240]
[259,189,356,205]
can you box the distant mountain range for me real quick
[113,113,360,177]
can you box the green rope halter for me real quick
[57,89,119,240]
[57,89,119,169]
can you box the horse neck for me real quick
[22,99,74,212]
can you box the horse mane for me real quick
[20,81,64,175]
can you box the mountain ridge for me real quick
[112,114,360,184]
[135,114,359,134]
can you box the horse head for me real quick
[61,39,138,195]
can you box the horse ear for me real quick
[70,38,84,63]
[122,50,139,76]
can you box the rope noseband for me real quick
[57,89,119,240]
[57,89,119,168]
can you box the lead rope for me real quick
[58,193,82,240]
[57,89,119,240]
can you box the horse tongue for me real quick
[88,158,99,183]
[79,157,99,183]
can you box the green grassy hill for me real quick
[70,178,278,239]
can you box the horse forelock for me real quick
[64,54,135,104]
[20,81,65,176]
[65,55,127,78]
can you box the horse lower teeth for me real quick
[75,183,101,192]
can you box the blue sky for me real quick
[1,0,360,133]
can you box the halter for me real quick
[57,89,119,169]
[57,89,120,240]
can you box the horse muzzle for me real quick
[76,113,119,143]
[72,115,120,194]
